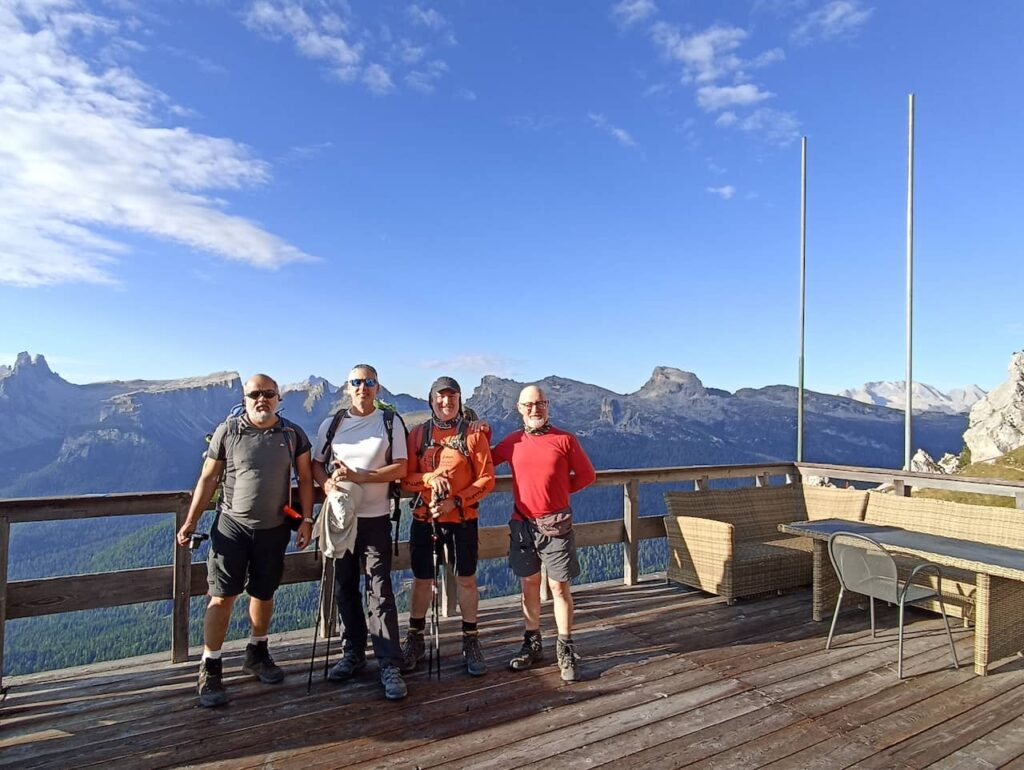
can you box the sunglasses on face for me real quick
[349,378,378,388]
[245,389,279,400]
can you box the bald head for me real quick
[243,373,280,426]
[517,385,549,430]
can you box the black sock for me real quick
[409,617,426,633]
[462,621,478,635]
[558,634,572,643]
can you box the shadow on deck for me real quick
[4,579,1024,769]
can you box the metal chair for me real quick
[826,531,959,678]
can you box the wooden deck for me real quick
[4,579,1024,769]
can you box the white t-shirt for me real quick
[313,409,409,518]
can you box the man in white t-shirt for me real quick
[312,364,410,700]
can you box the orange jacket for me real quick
[402,421,495,523]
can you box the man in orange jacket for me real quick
[400,376,495,676]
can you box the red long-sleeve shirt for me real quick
[491,426,596,518]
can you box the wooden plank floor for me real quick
[4,578,1024,769]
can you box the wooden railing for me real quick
[3,461,1024,683]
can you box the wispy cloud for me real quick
[244,1,456,94]
[611,0,658,28]
[715,111,738,127]
[420,354,518,378]
[792,1,873,44]
[707,185,736,200]
[696,84,774,111]
[588,112,638,148]
[159,44,228,76]
[0,4,317,289]
[280,141,335,163]
[651,23,749,84]
[509,114,560,132]
[736,108,801,146]
[454,87,477,101]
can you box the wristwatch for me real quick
[303,517,314,524]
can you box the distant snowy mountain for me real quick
[837,381,986,414]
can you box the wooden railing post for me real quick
[623,480,639,586]
[0,515,9,688]
[755,473,769,488]
[894,479,911,497]
[695,475,710,491]
[171,500,192,663]
[1016,492,1024,511]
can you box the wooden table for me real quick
[779,518,1024,675]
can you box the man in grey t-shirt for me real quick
[177,373,313,708]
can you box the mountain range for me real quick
[837,380,987,414]
[0,352,970,499]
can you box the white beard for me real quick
[524,415,548,431]
[249,408,275,426]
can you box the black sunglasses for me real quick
[349,378,378,387]
[245,389,279,400]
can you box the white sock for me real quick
[249,635,268,645]
[202,649,222,661]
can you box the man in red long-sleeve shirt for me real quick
[491,384,596,682]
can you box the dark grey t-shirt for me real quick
[207,415,311,530]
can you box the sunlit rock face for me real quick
[963,351,1024,463]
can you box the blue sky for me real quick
[1,0,1021,398]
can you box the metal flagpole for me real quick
[798,136,807,462]
[904,94,915,471]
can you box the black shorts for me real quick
[207,514,291,600]
[409,519,479,579]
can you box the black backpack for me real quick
[206,406,301,528]
[319,401,408,554]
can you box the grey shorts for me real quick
[207,514,291,600]
[508,517,580,583]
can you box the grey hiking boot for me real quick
[462,634,487,677]
[327,648,366,681]
[242,641,285,684]
[556,638,581,683]
[508,633,543,671]
[380,664,408,700]
[400,630,426,673]
[197,657,228,707]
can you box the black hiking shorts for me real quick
[409,518,479,579]
[207,514,291,600]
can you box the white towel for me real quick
[314,481,362,558]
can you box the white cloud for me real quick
[737,108,801,146]
[407,5,447,32]
[707,185,736,200]
[715,111,738,127]
[419,353,518,377]
[611,0,658,27]
[792,1,873,43]
[245,1,362,81]
[509,115,560,132]
[651,23,748,84]
[588,112,638,148]
[697,83,774,111]
[364,63,395,94]
[244,1,455,94]
[0,3,316,288]
[405,59,449,94]
[454,87,477,101]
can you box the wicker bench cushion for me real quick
[865,493,1024,548]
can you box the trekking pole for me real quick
[429,519,443,680]
[307,543,326,694]
[323,556,338,679]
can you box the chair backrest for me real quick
[663,486,801,542]
[828,531,900,603]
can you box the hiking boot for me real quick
[326,648,366,681]
[508,633,543,671]
[197,657,228,708]
[462,634,487,677]
[380,664,408,700]
[556,638,581,683]
[400,630,426,673]
[242,641,285,684]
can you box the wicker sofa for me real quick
[663,484,869,603]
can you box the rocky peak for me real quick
[963,351,1024,462]
[636,367,706,400]
[12,351,55,378]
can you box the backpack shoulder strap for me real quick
[320,408,348,462]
